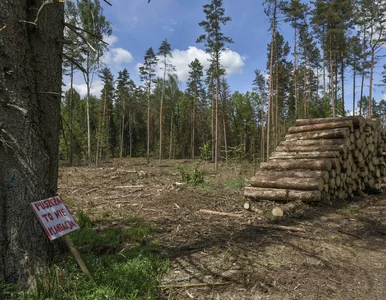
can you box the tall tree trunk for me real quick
[267,0,277,161]
[341,53,345,115]
[160,70,166,163]
[329,35,336,117]
[192,91,196,160]
[129,112,133,158]
[322,26,327,114]
[359,25,366,116]
[223,112,228,163]
[211,91,215,162]
[294,26,298,119]
[275,64,279,147]
[353,53,356,115]
[369,48,375,118]
[303,65,307,118]
[0,0,64,287]
[147,81,151,163]
[86,55,91,162]
[261,109,265,161]
[215,57,219,170]
[169,97,173,159]
[120,104,124,159]
[69,64,74,166]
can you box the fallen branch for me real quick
[199,209,242,218]
[254,224,306,233]
[85,188,97,195]
[115,185,144,189]
[158,282,228,289]
[0,24,7,33]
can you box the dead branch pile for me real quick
[244,116,386,202]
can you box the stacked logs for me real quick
[244,116,386,203]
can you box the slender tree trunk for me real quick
[303,65,307,118]
[215,57,219,170]
[369,48,374,118]
[211,90,215,162]
[129,112,133,158]
[147,81,151,163]
[0,0,64,287]
[322,26,327,113]
[341,53,345,115]
[261,108,265,161]
[86,55,91,162]
[294,26,298,119]
[160,69,166,163]
[267,0,277,161]
[69,64,74,166]
[169,96,173,159]
[120,108,124,159]
[192,91,196,160]
[353,54,356,115]
[275,64,279,147]
[223,112,228,163]
[360,25,366,116]
[329,35,336,117]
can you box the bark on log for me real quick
[254,170,329,182]
[272,200,305,217]
[244,187,321,202]
[276,144,347,154]
[280,138,351,147]
[285,128,350,141]
[288,120,354,134]
[260,159,333,171]
[296,116,365,128]
[250,176,324,191]
[270,151,341,160]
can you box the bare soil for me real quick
[58,158,386,300]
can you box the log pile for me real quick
[245,116,386,203]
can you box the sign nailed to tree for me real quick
[30,195,80,241]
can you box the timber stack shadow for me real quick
[244,116,386,204]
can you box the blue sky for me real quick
[68,0,386,112]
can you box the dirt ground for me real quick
[58,158,386,300]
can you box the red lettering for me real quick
[54,209,67,219]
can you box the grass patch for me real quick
[224,176,245,190]
[21,210,169,300]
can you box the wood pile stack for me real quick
[244,116,386,203]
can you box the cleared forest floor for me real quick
[58,158,386,300]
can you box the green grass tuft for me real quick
[20,211,169,300]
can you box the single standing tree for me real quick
[253,69,268,161]
[264,0,278,160]
[139,47,158,163]
[0,0,64,287]
[281,0,308,119]
[63,0,84,166]
[157,39,175,163]
[77,0,111,162]
[186,59,204,160]
[197,0,233,170]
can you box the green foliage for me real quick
[179,167,205,185]
[21,213,168,300]
[0,277,18,299]
[199,140,212,161]
[224,176,245,190]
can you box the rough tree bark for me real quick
[0,0,64,288]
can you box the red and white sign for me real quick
[30,195,80,241]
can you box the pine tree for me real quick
[139,47,158,163]
[197,0,233,170]
[253,70,268,161]
[186,59,204,160]
[157,39,175,162]
[76,0,112,162]
[281,0,308,119]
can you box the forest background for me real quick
[61,0,386,167]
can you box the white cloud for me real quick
[104,35,118,47]
[136,46,246,83]
[72,80,104,98]
[102,47,133,65]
